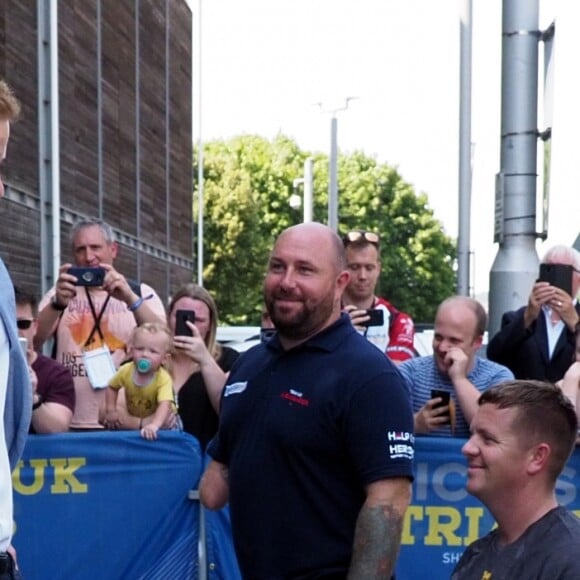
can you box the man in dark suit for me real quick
[487,245,580,382]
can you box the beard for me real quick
[265,288,336,341]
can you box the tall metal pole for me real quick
[328,116,338,231]
[196,0,204,286]
[318,97,357,233]
[38,0,60,296]
[488,0,540,336]
[303,157,313,223]
[457,0,473,296]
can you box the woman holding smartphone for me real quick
[169,283,239,451]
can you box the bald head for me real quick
[437,296,488,339]
[274,222,347,272]
[264,222,350,347]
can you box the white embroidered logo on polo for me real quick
[224,381,248,397]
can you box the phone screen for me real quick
[538,263,573,295]
[431,389,451,424]
[175,310,195,337]
[361,309,384,327]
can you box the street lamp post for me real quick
[291,157,314,222]
[317,97,357,232]
[328,115,338,231]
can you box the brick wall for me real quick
[0,0,193,304]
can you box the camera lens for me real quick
[82,271,94,283]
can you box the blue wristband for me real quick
[128,293,154,312]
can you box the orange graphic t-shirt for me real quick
[39,284,166,429]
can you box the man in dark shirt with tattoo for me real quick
[200,222,414,579]
[453,380,580,579]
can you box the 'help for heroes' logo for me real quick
[387,431,414,460]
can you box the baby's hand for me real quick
[141,424,159,441]
[104,411,120,430]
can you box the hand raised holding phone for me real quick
[175,310,195,337]
[344,305,384,329]
[417,389,456,434]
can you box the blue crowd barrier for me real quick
[12,432,580,579]
[13,431,206,580]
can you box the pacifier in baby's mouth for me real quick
[136,358,152,373]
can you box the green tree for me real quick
[336,151,456,322]
[194,135,455,325]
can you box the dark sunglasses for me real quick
[16,319,34,330]
[343,230,380,246]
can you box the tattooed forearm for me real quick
[347,503,404,580]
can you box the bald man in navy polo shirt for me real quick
[201,222,414,579]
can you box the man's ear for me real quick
[337,270,351,291]
[527,442,551,476]
[110,241,119,259]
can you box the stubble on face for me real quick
[264,224,346,343]
[265,282,336,340]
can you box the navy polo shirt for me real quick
[208,313,414,579]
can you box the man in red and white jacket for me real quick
[342,230,415,363]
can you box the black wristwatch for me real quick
[50,296,67,312]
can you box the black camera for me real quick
[67,266,106,287]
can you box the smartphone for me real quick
[360,308,384,327]
[538,263,573,295]
[67,266,106,287]
[175,309,195,336]
[431,389,451,424]
[18,337,28,358]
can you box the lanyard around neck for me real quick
[84,286,112,348]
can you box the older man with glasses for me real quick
[341,230,416,363]
[14,287,75,433]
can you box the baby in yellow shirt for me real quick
[105,322,175,440]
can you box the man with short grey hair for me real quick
[35,217,166,430]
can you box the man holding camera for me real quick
[487,245,580,382]
[341,230,415,363]
[35,218,166,430]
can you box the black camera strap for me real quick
[84,287,112,348]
